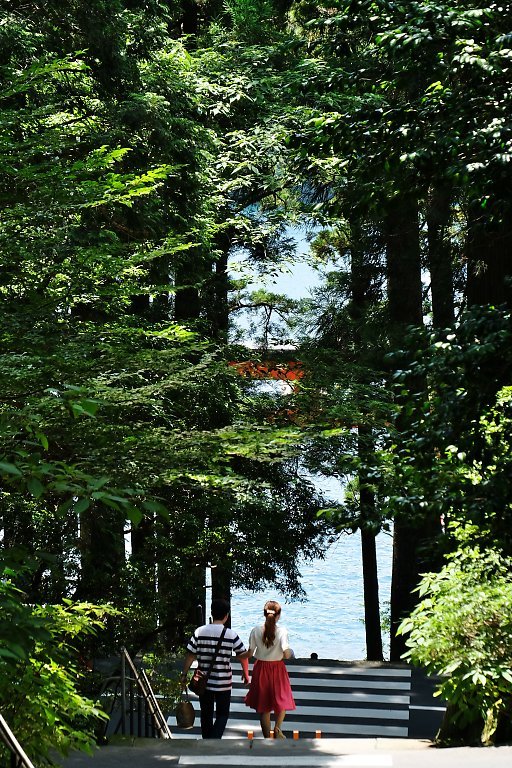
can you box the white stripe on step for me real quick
[285,665,409,677]
[284,678,411,691]
[179,756,393,766]
[228,703,409,720]
[231,690,410,705]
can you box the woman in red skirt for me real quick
[244,600,296,738]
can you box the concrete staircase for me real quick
[168,660,444,740]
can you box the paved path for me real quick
[60,736,512,768]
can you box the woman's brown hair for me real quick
[262,600,281,648]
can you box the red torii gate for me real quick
[228,359,305,382]
[228,359,304,422]
[229,359,362,429]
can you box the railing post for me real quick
[120,648,127,736]
[129,677,134,735]
[137,685,143,737]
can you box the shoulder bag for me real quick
[175,690,195,729]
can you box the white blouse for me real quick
[248,624,290,661]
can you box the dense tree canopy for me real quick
[2,0,512,757]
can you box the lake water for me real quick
[231,531,393,661]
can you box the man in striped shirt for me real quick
[182,598,249,738]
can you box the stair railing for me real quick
[0,713,36,768]
[99,647,172,740]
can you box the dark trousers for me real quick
[199,689,231,739]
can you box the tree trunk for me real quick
[211,560,232,628]
[76,505,125,602]
[203,227,233,340]
[385,195,423,328]
[181,0,199,35]
[1,501,34,552]
[207,250,230,341]
[130,513,157,613]
[384,194,426,661]
[130,293,150,315]
[174,259,203,321]
[349,225,384,661]
[427,183,455,328]
[466,201,512,308]
[361,525,383,661]
[157,538,206,648]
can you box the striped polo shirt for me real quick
[187,623,246,692]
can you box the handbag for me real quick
[175,692,195,729]
[188,627,227,696]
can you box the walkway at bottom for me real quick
[60,736,512,768]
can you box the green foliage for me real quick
[382,307,512,554]
[141,651,184,712]
[399,546,512,745]
[225,0,278,42]
[289,1,512,202]
[0,567,50,664]
[0,562,116,766]
[0,3,329,645]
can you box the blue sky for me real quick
[257,260,323,299]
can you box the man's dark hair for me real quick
[211,598,230,621]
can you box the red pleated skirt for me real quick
[245,660,296,713]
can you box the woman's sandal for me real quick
[274,727,287,739]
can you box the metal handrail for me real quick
[121,648,172,739]
[0,713,36,768]
[99,648,172,740]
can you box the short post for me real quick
[129,677,134,735]
[120,649,127,735]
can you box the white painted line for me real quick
[409,705,445,712]
[178,756,393,766]
[280,679,411,691]
[231,690,410,705]
[286,666,410,678]
[228,703,408,720]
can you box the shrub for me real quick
[398,546,512,745]
[0,564,117,766]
